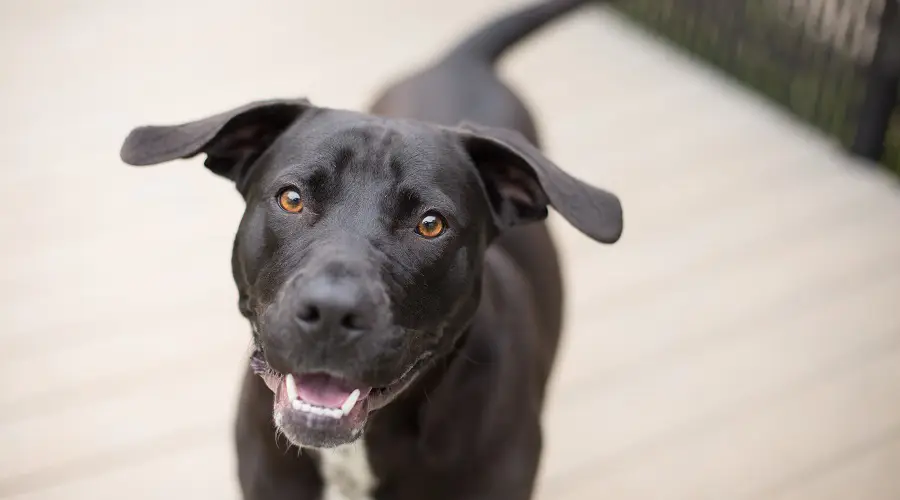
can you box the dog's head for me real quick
[120,98,622,448]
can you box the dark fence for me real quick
[611,0,900,174]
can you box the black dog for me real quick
[120,0,622,498]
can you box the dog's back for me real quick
[370,0,592,144]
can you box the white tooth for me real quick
[329,409,342,419]
[285,374,299,401]
[300,402,312,412]
[312,406,326,416]
[292,399,303,410]
[341,389,361,415]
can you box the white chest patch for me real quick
[318,439,377,500]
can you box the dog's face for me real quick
[120,98,623,449]
[234,111,495,447]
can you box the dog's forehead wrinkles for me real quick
[288,117,444,169]
[256,114,477,245]
[303,120,463,204]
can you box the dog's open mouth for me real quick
[249,350,429,447]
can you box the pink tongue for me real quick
[295,373,364,408]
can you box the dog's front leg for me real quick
[467,429,543,500]
[235,369,323,500]
[409,419,544,500]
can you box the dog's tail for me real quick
[441,0,594,65]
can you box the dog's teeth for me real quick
[289,399,346,418]
[285,374,299,401]
[341,389,361,416]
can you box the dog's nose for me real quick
[293,277,377,338]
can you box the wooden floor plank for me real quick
[545,346,900,500]
[0,314,246,411]
[760,430,900,500]
[553,197,900,389]
[553,163,900,312]
[539,263,900,487]
[1,428,236,499]
[0,360,241,483]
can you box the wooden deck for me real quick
[2,1,900,498]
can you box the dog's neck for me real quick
[317,440,377,500]
[314,333,470,500]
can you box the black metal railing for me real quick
[611,0,900,174]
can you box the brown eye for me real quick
[416,213,446,239]
[277,188,303,213]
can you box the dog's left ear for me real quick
[120,98,313,190]
[456,122,623,244]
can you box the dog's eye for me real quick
[416,213,446,239]
[277,188,304,213]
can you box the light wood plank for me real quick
[0,358,242,483]
[2,428,236,499]
[761,430,900,500]
[553,195,900,389]
[0,314,246,412]
[544,345,900,499]
[538,261,900,487]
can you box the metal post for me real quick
[851,0,900,161]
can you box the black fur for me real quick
[120,1,621,498]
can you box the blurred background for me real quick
[2,0,899,498]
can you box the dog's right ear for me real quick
[120,98,313,186]
[455,122,623,244]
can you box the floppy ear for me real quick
[119,98,312,187]
[456,122,623,244]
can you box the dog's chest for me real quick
[317,439,377,500]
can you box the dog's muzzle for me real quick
[248,249,429,447]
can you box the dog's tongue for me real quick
[295,373,368,408]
